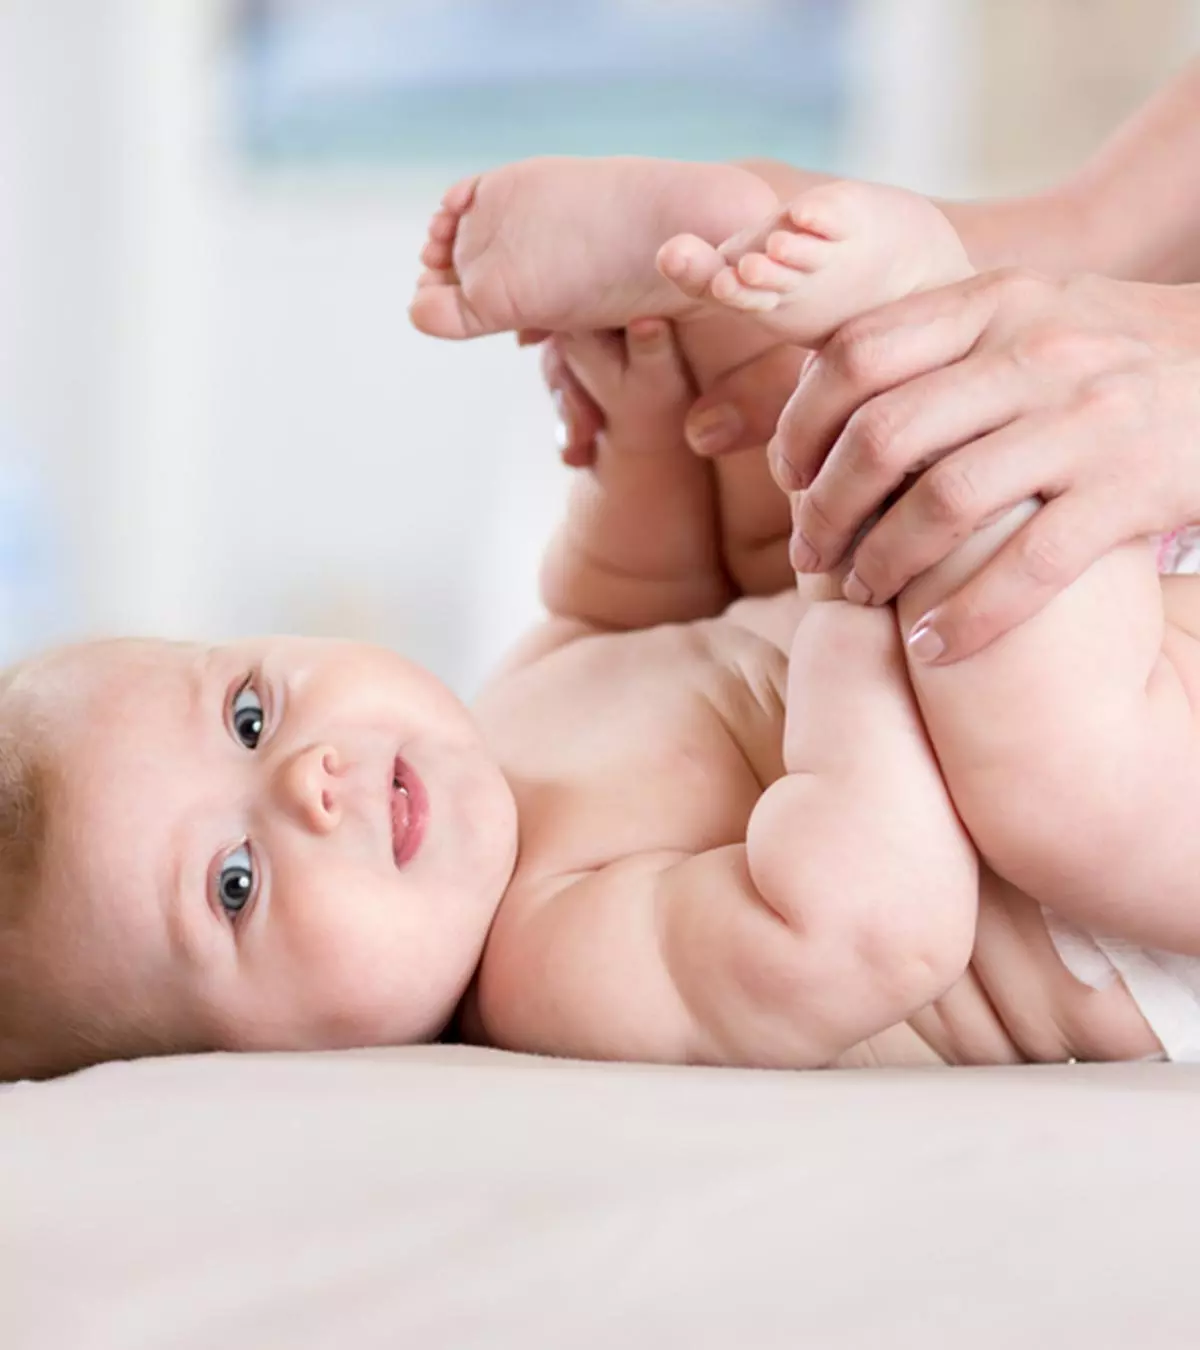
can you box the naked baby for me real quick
[3,156,1198,1080]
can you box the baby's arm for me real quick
[476,596,977,1066]
[540,322,732,631]
[900,510,1200,954]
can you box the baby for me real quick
[4,157,1199,1080]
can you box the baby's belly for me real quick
[839,870,1163,1067]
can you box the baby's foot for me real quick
[657,180,974,347]
[409,156,778,339]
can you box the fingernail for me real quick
[790,532,819,573]
[907,617,945,664]
[843,570,872,606]
[767,437,803,491]
[629,318,666,345]
[686,404,742,455]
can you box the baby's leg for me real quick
[410,157,779,339]
[657,178,974,591]
[899,513,1200,954]
[408,154,810,596]
[676,175,1200,956]
[658,178,973,348]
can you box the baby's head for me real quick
[0,636,518,1079]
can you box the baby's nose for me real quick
[277,744,343,833]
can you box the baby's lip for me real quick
[390,755,428,868]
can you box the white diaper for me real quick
[1042,908,1200,1062]
[1157,524,1200,575]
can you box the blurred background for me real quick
[0,0,1197,696]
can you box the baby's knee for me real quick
[749,772,976,1009]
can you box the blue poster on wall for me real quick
[226,0,849,169]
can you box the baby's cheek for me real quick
[283,868,461,1041]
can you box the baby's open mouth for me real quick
[390,756,428,868]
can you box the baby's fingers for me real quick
[624,320,693,401]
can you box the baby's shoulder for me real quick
[482,605,788,717]
[475,605,790,812]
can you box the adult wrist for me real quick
[936,186,1091,277]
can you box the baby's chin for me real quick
[220,991,455,1055]
[428,751,520,899]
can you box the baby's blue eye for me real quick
[217,844,255,919]
[230,681,264,750]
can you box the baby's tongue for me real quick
[391,781,412,864]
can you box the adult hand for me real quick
[773,269,1200,662]
[678,187,1084,461]
[535,184,1078,468]
[682,344,813,458]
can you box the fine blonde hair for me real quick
[0,661,199,1080]
[0,724,63,1078]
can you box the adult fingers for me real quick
[791,352,1043,573]
[904,492,1129,665]
[770,272,1006,494]
[540,337,604,468]
[683,344,813,457]
[843,409,1079,605]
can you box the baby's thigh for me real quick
[906,530,1192,897]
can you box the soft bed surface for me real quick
[2,1047,1197,1348]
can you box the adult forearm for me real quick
[1052,57,1200,282]
[750,59,1200,283]
[942,60,1200,280]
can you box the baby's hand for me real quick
[538,322,731,629]
[546,321,697,467]
[539,323,795,599]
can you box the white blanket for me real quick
[3,1048,1199,1348]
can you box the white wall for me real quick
[0,0,987,697]
[205,172,563,691]
[0,0,123,644]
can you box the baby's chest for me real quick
[491,627,783,866]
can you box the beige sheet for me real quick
[2,1048,1198,1348]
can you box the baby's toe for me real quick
[736,252,805,293]
[710,266,781,312]
[766,229,833,273]
[657,233,725,299]
[714,211,785,266]
[420,238,455,270]
[440,175,480,214]
[409,281,479,338]
[427,210,459,243]
[784,182,872,242]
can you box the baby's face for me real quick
[29,637,518,1053]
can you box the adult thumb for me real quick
[685,344,814,457]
